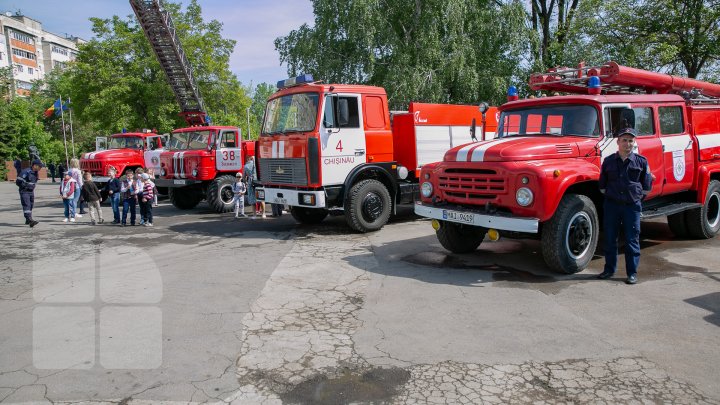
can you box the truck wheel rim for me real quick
[707,191,720,229]
[221,185,234,204]
[362,192,384,221]
[565,211,592,259]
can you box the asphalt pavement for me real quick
[0,180,718,404]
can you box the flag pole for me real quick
[58,95,69,167]
[67,98,76,157]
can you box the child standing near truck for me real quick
[140,173,154,227]
[81,172,104,225]
[232,172,247,218]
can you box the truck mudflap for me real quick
[414,202,540,233]
[258,187,327,209]
[154,178,204,188]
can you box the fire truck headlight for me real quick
[192,168,198,177]
[300,193,315,206]
[516,187,534,207]
[397,165,409,180]
[256,189,265,200]
[421,182,433,198]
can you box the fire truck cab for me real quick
[415,62,720,274]
[257,75,497,232]
[81,131,165,189]
[154,125,255,211]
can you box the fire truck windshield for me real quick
[497,104,600,138]
[167,130,213,150]
[262,92,319,135]
[108,137,143,149]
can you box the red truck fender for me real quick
[695,163,720,203]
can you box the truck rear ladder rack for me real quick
[530,61,720,102]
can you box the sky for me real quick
[0,0,315,87]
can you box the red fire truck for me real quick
[415,62,720,274]
[80,130,166,191]
[130,0,254,212]
[256,75,497,232]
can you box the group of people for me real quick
[231,156,284,219]
[58,159,158,226]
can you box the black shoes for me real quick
[29,220,39,228]
[626,274,638,285]
[597,271,614,280]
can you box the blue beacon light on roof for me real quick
[277,74,315,89]
[588,76,602,95]
[507,86,519,101]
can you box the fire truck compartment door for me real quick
[320,94,365,185]
[216,130,242,171]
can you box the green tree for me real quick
[0,97,65,178]
[276,0,529,108]
[247,82,276,139]
[565,0,720,79]
[57,0,252,143]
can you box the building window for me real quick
[12,48,37,60]
[52,45,69,56]
[16,80,33,90]
[11,31,34,45]
[28,67,33,75]
[53,61,67,70]
[14,64,24,73]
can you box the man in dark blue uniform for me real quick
[16,159,43,228]
[597,128,653,284]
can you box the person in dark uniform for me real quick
[16,159,43,227]
[597,128,653,284]
[48,162,57,182]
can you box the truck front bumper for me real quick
[92,176,112,183]
[154,178,204,188]
[257,187,327,208]
[414,202,539,233]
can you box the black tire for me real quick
[344,179,392,233]
[686,179,720,239]
[157,187,168,195]
[169,187,202,210]
[206,175,236,213]
[436,221,487,253]
[541,194,599,274]
[667,212,689,238]
[290,207,329,224]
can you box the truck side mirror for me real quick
[338,99,350,127]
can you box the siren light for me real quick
[588,76,602,95]
[507,86,519,102]
[277,74,314,89]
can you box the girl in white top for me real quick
[67,158,84,218]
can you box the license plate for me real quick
[273,197,287,204]
[173,179,186,185]
[443,210,474,224]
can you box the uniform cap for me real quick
[616,128,637,137]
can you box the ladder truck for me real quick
[130,0,254,212]
[415,61,720,274]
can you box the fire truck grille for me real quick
[260,158,307,185]
[438,168,505,200]
[81,160,103,175]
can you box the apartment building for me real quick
[0,11,85,97]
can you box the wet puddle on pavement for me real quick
[280,367,411,405]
